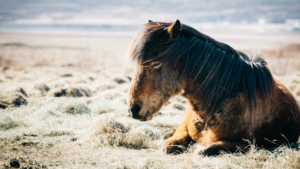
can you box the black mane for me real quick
[128,21,274,115]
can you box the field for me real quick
[1,30,300,169]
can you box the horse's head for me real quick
[127,20,185,121]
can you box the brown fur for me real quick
[127,20,300,156]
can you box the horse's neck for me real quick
[182,93,212,121]
[182,86,205,113]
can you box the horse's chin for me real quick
[139,115,153,121]
[137,103,164,121]
[139,109,158,121]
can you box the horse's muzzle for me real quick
[128,105,150,121]
[129,104,141,118]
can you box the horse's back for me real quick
[274,78,300,141]
[252,77,300,147]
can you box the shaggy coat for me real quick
[127,20,300,156]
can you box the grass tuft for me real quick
[89,115,165,149]
[0,116,26,131]
[89,99,126,114]
[44,130,73,137]
[58,99,90,114]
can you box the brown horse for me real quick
[126,20,300,156]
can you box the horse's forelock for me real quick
[126,24,167,62]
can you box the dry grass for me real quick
[0,38,300,168]
[261,44,300,76]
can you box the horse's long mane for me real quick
[128,21,274,115]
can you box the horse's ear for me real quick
[167,19,181,38]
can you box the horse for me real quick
[126,20,300,156]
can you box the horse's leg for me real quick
[198,141,245,156]
[163,122,193,154]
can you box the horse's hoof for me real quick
[162,140,186,155]
[163,145,185,155]
[199,149,219,156]
[199,145,228,156]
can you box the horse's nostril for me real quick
[130,104,141,118]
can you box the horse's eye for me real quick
[151,62,162,69]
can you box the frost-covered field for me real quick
[1,32,300,168]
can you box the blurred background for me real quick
[1,0,300,55]
[1,0,300,32]
[1,0,300,53]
